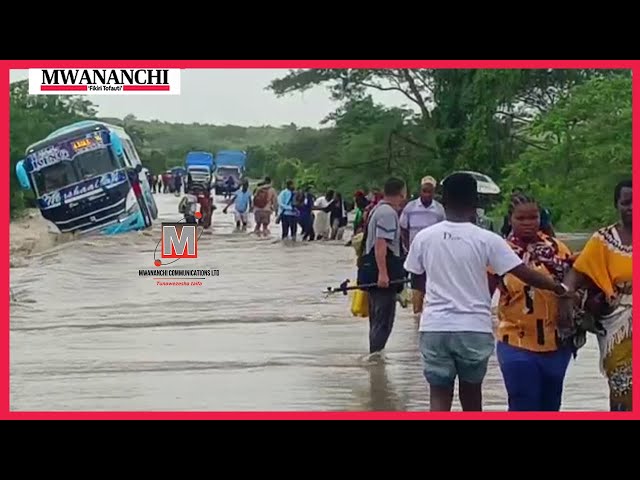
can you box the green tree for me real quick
[140,149,169,174]
[501,74,632,230]
[269,68,623,179]
[266,68,630,228]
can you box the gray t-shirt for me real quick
[365,202,402,257]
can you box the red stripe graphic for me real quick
[41,85,87,91]
[39,85,170,92]
[123,85,170,91]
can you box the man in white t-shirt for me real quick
[404,172,570,412]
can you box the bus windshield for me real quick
[74,147,119,180]
[32,162,79,196]
[31,145,120,197]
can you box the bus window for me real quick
[32,162,79,196]
[74,147,119,180]
[122,139,140,166]
[117,141,132,168]
[124,139,140,163]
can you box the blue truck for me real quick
[213,150,246,196]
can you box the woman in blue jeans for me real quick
[490,193,574,411]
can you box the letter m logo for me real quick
[161,223,197,259]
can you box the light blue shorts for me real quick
[419,331,495,387]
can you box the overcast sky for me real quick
[10,69,409,128]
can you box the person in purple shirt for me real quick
[297,185,316,241]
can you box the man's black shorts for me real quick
[410,273,426,293]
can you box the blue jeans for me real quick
[419,331,495,387]
[298,214,314,240]
[497,341,572,411]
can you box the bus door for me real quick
[121,136,158,220]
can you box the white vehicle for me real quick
[188,165,212,187]
[441,170,501,195]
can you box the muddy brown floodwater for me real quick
[9,194,609,411]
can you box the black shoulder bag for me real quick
[356,203,406,293]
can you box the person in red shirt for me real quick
[127,167,151,227]
[362,190,384,228]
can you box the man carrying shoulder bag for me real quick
[357,177,407,355]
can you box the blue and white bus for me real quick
[15,120,158,235]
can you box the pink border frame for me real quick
[2,59,637,420]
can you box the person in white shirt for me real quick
[312,189,334,240]
[403,172,571,412]
[399,175,445,314]
[178,191,199,223]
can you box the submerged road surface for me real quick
[10,194,609,411]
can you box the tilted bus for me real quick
[15,120,158,235]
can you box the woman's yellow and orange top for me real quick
[493,233,573,352]
[572,225,632,303]
[572,224,632,393]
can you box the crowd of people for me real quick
[149,171,183,194]
[219,176,364,240]
[357,173,632,412]
[172,170,632,412]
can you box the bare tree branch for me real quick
[496,110,533,124]
[358,80,420,107]
[512,135,550,151]
[400,69,431,123]
[331,158,386,170]
[413,70,435,96]
[391,130,437,153]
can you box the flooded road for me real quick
[10,194,609,411]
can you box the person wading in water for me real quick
[313,189,334,240]
[399,176,445,315]
[358,177,407,357]
[297,185,316,241]
[223,180,252,231]
[327,192,348,240]
[352,191,369,235]
[403,172,572,411]
[559,179,633,411]
[252,177,278,237]
[277,180,299,241]
[490,192,575,411]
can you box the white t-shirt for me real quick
[404,221,523,333]
[314,196,329,209]
[313,196,331,233]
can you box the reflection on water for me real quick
[9,195,608,411]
